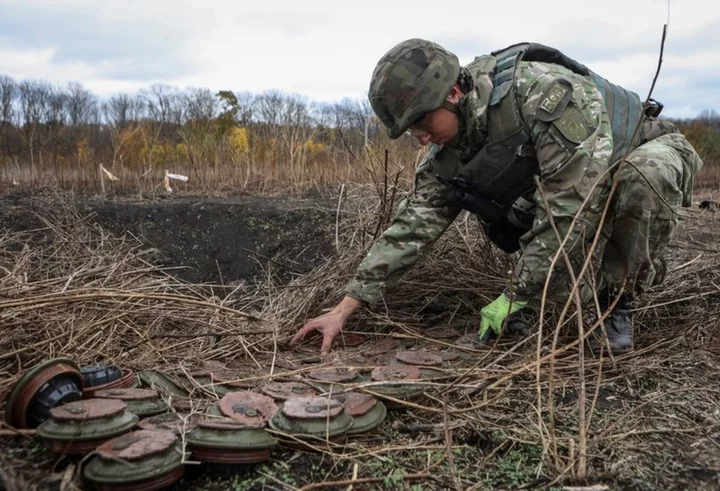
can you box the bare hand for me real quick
[290,311,347,355]
[290,296,362,355]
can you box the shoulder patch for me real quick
[535,78,574,122]
[553,105,592,144]
[540,80,569,114]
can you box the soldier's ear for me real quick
[447,84,463,103]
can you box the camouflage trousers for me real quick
[596,133,701,298]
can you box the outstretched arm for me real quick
[292,147,461,354]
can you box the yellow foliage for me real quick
[227,127,250,154]
[77,138,91,164]
[141,144,162,163]
[139,143,190,165]
[176,143,188,158]
[118,126,143,148]
[303,139,326,155]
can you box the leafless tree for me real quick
[104,93,145,128]
[142,84,182,126]
[43,86,67,168]
[698,109,720,131]
[0,76,16,160]
[102,94,145,168]
[65,81,97,132]
[179,88,221,175]
[184,88,218,124]
[236,91,256,125]
[331,97,375,150]
[17,80,53,169]
[138,84,181,168]
[256,91,317,171]
[0,76,15,126]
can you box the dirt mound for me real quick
[0,191,337,285]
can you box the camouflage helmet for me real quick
[369,38,460,139]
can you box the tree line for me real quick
[0,74,717,193]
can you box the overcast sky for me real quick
[0,0,717,119]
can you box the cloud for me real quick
[0,0,199,83]
[0,0,716,118]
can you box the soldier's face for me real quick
[408,85,463,146]
[409,108,460,146]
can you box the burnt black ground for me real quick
[0,190,337,286]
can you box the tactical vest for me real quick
[432,42,645,231]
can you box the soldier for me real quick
[291,39,703,356]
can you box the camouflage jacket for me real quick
[346,56,645,306]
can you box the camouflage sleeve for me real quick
[511,61,614,300]
[345,146,461,306]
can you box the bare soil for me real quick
[0,190,337,285]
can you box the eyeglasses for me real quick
[407,113,432,137]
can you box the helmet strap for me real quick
[440,100,461,115]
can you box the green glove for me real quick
[479,293,528,340]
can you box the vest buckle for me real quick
[516,145,535,158]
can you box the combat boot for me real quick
[589,291,634,355]
[651,256,666,287]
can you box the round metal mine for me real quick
[36,399,138,455]
[84,429,184,490]
[96,429,177,460]
[218,391,278,425]
[288,351,323,364]
[83,370,137,399]
[452,334,481,359]
[81,364,123,388]
[172,369,219,396]
[364,338,399,356]
[282,397,344,419]
[189,361,254,391]
[371,365,422,381]
[138,412,199,435]
[198,418,263,430]
[306,367,359,384]
[337,333,367,347]
[370,352,402,366]
[137,370,189,398]
[268,396,353,447]
[256,354,299,370]
[51,398,126,420]
[333,392,387,434]
[261,382,317,401]
[424,327,461,340]
[454,333,481,349]
[369,365,425,408]
[339,355,379,374]
[94,388,167,417]
[5,358,84,429]
[437,350,462,362]
[339,392,377,417]
[187,417,277,464]
[95,388,158,401]
[395,350,444,367]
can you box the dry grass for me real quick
[1,188,720,490]
[695,163,720,191]
[0,130,421,199]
